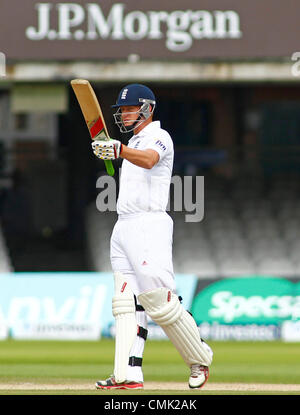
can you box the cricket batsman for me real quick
[91,84,213,390]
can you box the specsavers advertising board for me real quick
[191,277,300,341]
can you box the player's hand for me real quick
[92,139,123,160]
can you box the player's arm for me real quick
[120,146,159,169]
[92,139,159,169]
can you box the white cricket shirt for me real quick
[117,121,174,215]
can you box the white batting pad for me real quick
[112,272,137,383]
[138,287,213,367]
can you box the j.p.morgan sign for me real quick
[26,3,242,52]
[0,0,298,60]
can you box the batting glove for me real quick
[92,139,123,160]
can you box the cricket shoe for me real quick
[95,375,143,390]
[188,365,209,389]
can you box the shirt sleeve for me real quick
[144,135,169,161]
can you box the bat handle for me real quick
[104,160,115,176]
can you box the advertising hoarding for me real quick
[0,0,298,61]
[0,272,197,340]
[192,277,300,341]
[0,272,113,340]
[1,273,299,341]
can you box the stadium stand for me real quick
[0,223,13,272]
[85,203,117,272]
[86,173,300,278]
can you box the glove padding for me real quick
[92,139,123,160]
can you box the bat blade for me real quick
[71,79,115,176]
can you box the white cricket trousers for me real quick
[110,211,176,296]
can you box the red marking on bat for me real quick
[167,291,171,302]
[121,282,127,293]
[142,260,148,266]
[90,116,104,138]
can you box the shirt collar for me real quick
[130,121,161,142]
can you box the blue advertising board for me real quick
[0,272,197,340]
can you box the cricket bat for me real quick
[71,79,115,176]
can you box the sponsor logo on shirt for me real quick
[155,139,166,151]
[134,140,141,149]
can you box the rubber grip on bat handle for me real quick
[104,160,115,176]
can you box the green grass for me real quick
[208,341,300,384]
[0,339,300,386]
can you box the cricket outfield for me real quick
[0,339,300,395]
